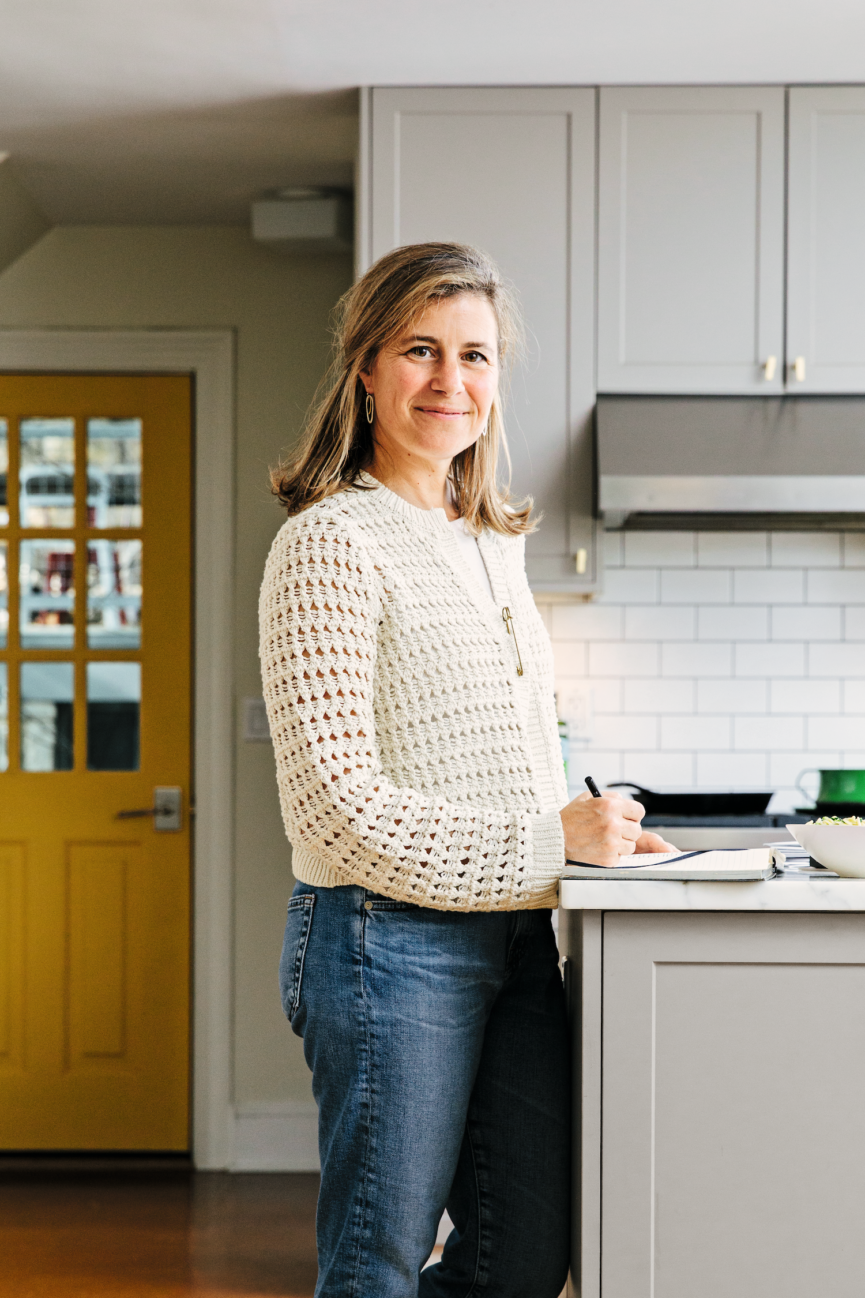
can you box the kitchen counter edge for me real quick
[559,874,865,912]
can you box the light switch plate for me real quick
[243,696,272,743]
[559,684,594,742]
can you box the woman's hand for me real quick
[559,789,676,866]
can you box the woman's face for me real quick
[362,293,500,467]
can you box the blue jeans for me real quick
[279,881,570,1298]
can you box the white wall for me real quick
[538,530,865,810]
[0,228,351,1133]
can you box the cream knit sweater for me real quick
[259,476,567,911]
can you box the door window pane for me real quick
[87,419,141,528]
[87,662,140,771]
[0,418,7,526]
[0,663,7,772]
[20,417,75,528]
[20,539,75,648]
[21,661,74,771]
[0,542,6,648]
[87,540,142,649]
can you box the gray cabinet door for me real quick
[598,87,785,394]
[788,87,865,392]
[602,911,865,1298]
[361,87,598,594]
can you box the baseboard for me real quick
[232,1102,320,1172]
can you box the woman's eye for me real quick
[464,351,488,364]
[408,345,433,358]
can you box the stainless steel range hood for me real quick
[597,396,865,529]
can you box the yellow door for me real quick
[0,374,191,1150]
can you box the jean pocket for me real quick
[279,893,315,1024]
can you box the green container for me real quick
[797,768,865,804]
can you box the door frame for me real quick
[0,330,234,1168]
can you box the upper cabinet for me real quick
[787,87,865,393]
[360,87,599,594]
[597,87,786,395]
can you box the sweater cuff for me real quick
[531,809,566,882]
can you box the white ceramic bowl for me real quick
[787,823,865,878]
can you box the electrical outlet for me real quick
[559,684,594,743]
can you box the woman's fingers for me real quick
[559,792,649,866]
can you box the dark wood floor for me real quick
[0,1170,320,1296]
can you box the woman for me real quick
[260,242,669,1298]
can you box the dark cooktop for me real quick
[643,813,811,828]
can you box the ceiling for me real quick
[2,0,865,225]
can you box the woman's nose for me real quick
[431,356,464,393]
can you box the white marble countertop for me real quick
[560,873,865,912]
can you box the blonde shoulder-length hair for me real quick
[271,241,535,536]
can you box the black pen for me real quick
[584,775,601,798]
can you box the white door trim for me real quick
[0,329,235,1168]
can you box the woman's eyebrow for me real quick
[399,334,495,349]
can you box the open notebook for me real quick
[564,848,774,881]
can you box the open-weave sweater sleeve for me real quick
[259,489,566,911]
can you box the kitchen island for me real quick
[560,874,865,1298]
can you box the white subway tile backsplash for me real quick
[772,605,841,641]
[549,530,864,797]
[808,643,865,677]
[598,567,658,604]
[734,569,804,604]
[697,752,768,787]
[623,532,695,567]
[697,678,767,714]
[735,643,805,677]
[698,605,768,641]
[735,715,804,751]
[844,680,865,713]
[807,569,865,603]
[769,751,841,790]
[771,679,841,714]
[662,715,731,750]
[843,534,865,568]
[592,714,659,749]
[624,678,695,714]
[625,605,695,640]
[588,678,623,714]
[771,532,841,567]
[661,569,731,604]
[588,641,659,678]
[552,602,623,640]
[603,530,623,567]
[663,641,733,678]
[845,608,865,640]
[621,751,696,789]
[807,716,865,749]
[697,532,768,567]
[552,640,587,678]
[568,751,622,791]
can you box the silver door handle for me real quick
[116,786,182,831]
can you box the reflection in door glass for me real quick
[20,539,75,648]
[0,418,7,526]
[87,540,141,648]
[87,662,140,771]
[0,542,6,648]
[21,661,74,771]
[20,417,75,527]
[0,663,7,772]
[87,419,142,528]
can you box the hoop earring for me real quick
[365,393,375,425]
